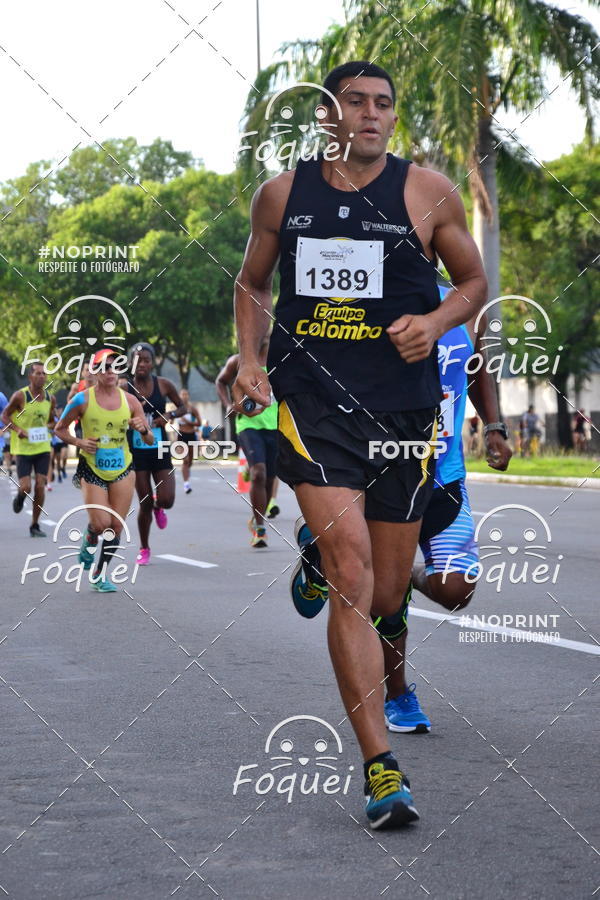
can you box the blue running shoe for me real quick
[79,533,96,570]
[385,684,431,734]
[91,577,117,593]
[289,517,329,618]
[364,760,419,829]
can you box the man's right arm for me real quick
[215,355,240,411]
[1,390,26,437]
[232,173,291,413]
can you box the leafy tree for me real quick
[500,142,600,447]
[240,1,600,303]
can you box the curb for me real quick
[466,471,600,489]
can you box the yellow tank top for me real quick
[81,387,132,481]
[10,387,51,455]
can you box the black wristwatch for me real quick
[141,426,148,435]
[483,422,508,440]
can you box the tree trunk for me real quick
[553,371,573,450]
[472,117,500,306]
[472,116,502,414]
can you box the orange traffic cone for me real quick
[237,448,250,493]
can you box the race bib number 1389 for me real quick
[296,237,384,299]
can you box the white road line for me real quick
[156,553,218,569]
[26,510,58,526]
[410,606,600,655]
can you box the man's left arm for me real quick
[160,379,186,425]
[388,173,488,363]
[467,325,512,471]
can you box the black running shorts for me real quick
[277,393,438,523]
[238,428,278,479]
[131,449,172,472]
[16,452,50,479]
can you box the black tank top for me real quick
[267,154,442,411]
[128,375,167,444]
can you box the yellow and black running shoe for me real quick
[364,759,419,829]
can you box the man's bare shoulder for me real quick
[252,170,295,229]
[407,163,463,212]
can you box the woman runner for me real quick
[55,348,155,592]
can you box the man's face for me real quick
[324,77,398,161]
[30,365,46,389]
[133,350,153,377]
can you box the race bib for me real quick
[27,426,49,443]
[438,391,455,438]
[132,427,161,449]
[296,237,384,299]
[95,446,125,471]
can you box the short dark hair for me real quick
[322,61,396,108]
[129,341,155,362]
[29,362,45,374]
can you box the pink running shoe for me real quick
[136,547,151,565]
[153,507,168,529]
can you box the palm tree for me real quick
[240,0,600,303]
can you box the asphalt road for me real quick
[1,463,598,900]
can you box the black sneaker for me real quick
[30,523,47,538]
[13,491,26,513]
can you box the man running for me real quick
[55,348,154,591]
[176,389,201,494]
[127,343,185,565]
[290,291,513,731]
[217,339,278,548]
[232,61,487,827]
[2,363,56,537]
